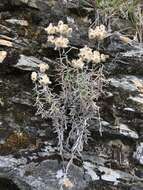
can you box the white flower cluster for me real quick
[70,45,109,69]
[71,58,84,69]
[45,21,72,49]
[31,63,51,85]
[88,25,107,40]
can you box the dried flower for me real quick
[70,58,84,69]
[39,63,49,73]
[88,28,96,39]
[92,51,101,64]
[100,24,106,31]
[57,20,72,36]
[31,72,37,82]
[54,36,69,49]
[100,54,106,62]
[45,21,72,50]
[100,54,109,62]
[78,46,93,62]
[47,35,55,44]
[88,24,107,41]
[45,23,57,35]
[39,74,51,85]
[63,178,74,188]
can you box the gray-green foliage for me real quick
[33,59,105,167]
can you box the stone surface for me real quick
[0,156,90,190]
[6,19,29,26]
[134,143,143,165]
[14,55,47,71]
[0,39,13,47]
[0,51,7,63]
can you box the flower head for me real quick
[92,51,101,64]
[78,46,93,62]
[100,54,106,62]
[47,35,55,44]
[39,74,51,85]
[88,24,107,41]
[63,178,74,188]
[39,63,49,73]
[100,54,109,62]
[45,23,57,35]
[100,24,106,31]
[88,28,96,39]
[54,36,69,49]
[57,21,72,36]
[31,72,37,82]
[70,58,84,69]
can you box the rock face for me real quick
[134,143,143,165]
[0,0,38,9]
[0,0,143,190]
[0,156,89,190]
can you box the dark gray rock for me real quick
[0,156,88,190]
[0,155,142,190]
[0,0,38,9]
[14,54,47,71]
[130,184,143,190]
